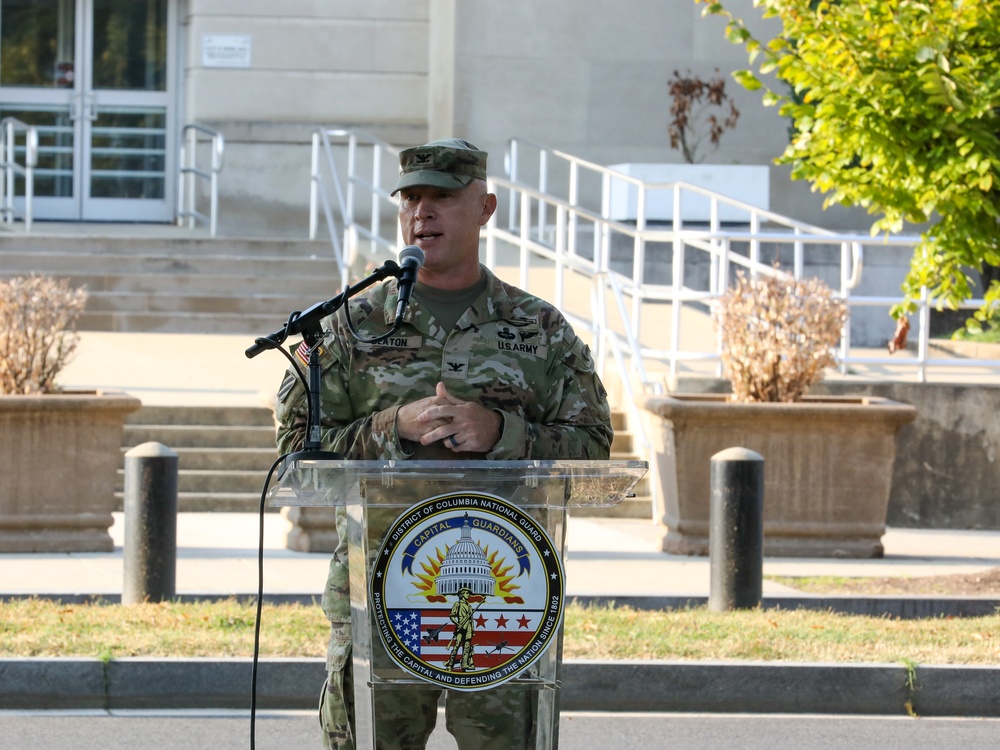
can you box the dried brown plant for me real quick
[713,271,847,403]
[0,275,88,395]
[667,69,740,164]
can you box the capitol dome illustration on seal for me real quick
[435,513,496,598]
[370,491,565,691]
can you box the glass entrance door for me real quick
[0,0,175,222]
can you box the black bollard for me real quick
[123,442,178,605]
[708,447,764,612]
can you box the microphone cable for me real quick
[343,297,406,344]
[249,451,289,750]
[249,340,306,750]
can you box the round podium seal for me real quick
[369,491,565,691]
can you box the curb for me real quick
[1,658,998,717]
[561,661,1000,717]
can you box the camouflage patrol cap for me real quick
[391,138,488,196]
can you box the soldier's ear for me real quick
[479,192,497,226]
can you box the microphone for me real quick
[393,245,425,326]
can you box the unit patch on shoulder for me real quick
[369,492,564,691]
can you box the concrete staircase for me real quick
[117,405,279,513]
[0,232,338,334]
[117,405,652,519]
[575,408,652,519]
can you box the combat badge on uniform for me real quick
[370,492,564,691]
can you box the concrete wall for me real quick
[438,0,871,230]
[817,381,1000,531]
[449,1,773,162]
[176,0,879,236]
[184,0,429,126]
[181,0,432,236]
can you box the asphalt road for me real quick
[2,710,999,750]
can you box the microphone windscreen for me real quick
[399,245,425,267]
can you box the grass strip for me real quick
[1,599,998,665]
[766,567,1000,596]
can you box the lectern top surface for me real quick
[267,458,648,508]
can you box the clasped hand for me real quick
[396,382,502,453]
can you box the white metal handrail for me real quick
[499,137,1000,383]
[0,117,38,232]
[507,136,835,235]
[177,123,224,236]
[306,128,1000,413]
[309,128,403,287]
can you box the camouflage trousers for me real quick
[319,656,536,750]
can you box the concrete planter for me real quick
[0,390,142,552]
[642,394,917,558]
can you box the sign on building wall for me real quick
[201,34,252,68]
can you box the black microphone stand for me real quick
[244,257,414,750]
[245,259,402,462]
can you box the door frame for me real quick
[0,0,179,223]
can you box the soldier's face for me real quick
[398,182,496,288]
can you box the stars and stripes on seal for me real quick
[390,608,543,668]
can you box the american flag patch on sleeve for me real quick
[295,340,322,366]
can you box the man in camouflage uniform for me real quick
[275,138,613,749]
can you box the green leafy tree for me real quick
[699,0,1000,329]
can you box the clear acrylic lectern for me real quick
[268,458,647,750]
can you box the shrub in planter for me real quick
[609,70,766,222]
[0,275,87,395]
[714,270,847,402]
[0,275,141,552]
[643,271,916,558]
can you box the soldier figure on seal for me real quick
[445,587,477,672]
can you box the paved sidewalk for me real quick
[2,513,1000,603]
[47,330,1000,602]
[42,328,1000,608]
[58,329,1000,409]
[60,331,289,408]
